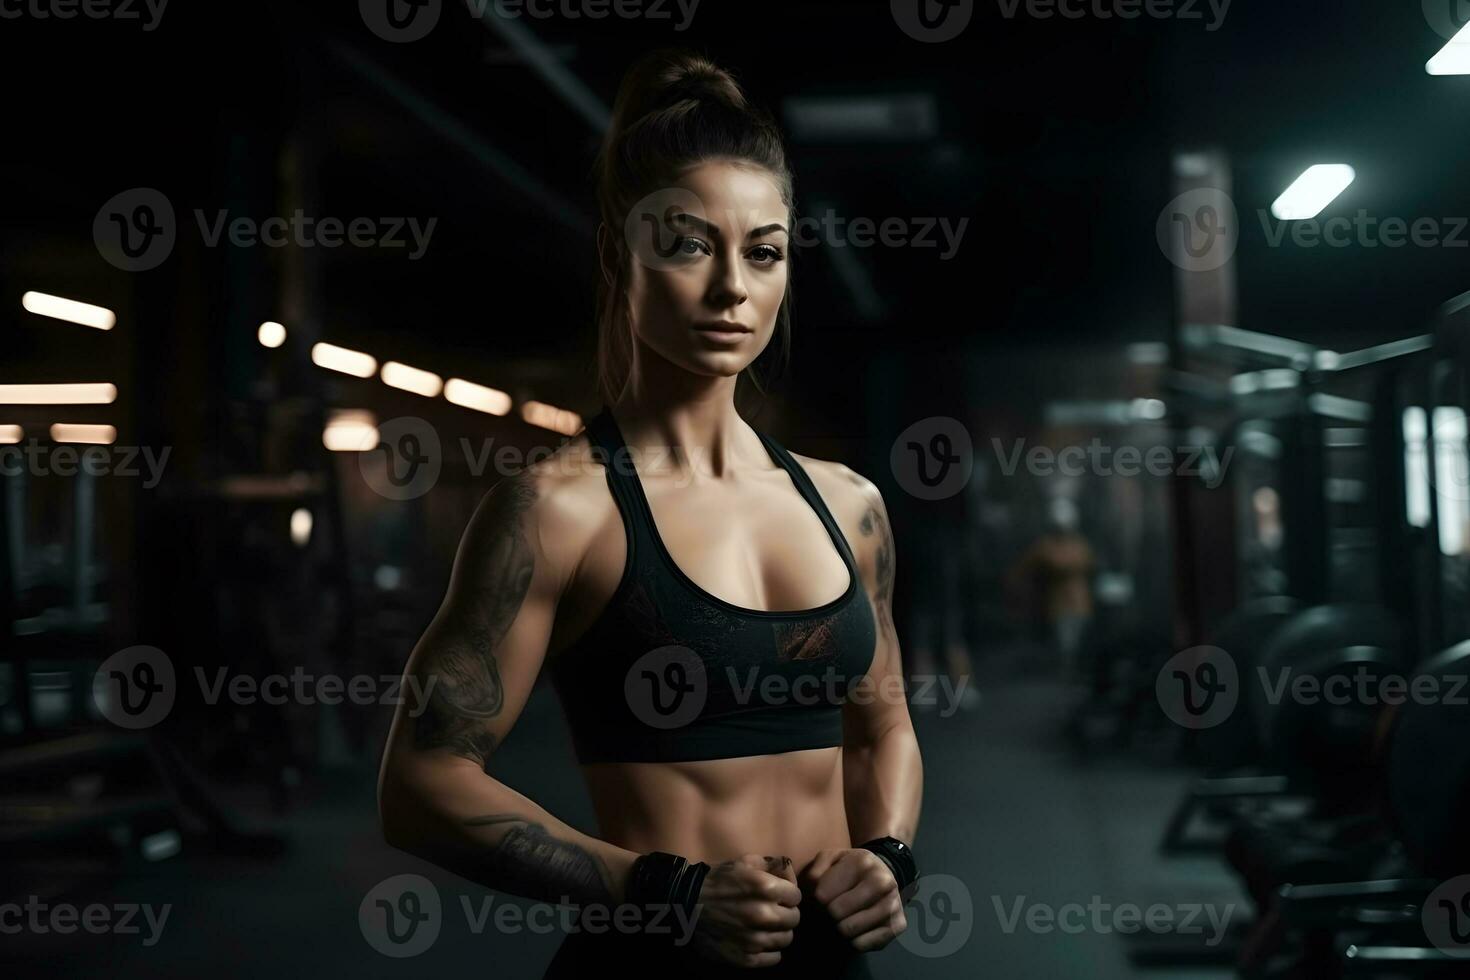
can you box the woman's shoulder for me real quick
[461,434,618,583]
[785,450,884,513]
[525,429,619,521]
[784,450,894,571]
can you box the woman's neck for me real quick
[609,387,755,480]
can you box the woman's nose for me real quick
[707,254,749,307]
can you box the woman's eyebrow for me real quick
[667,213,788,239]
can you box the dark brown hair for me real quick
[592,48,795,411]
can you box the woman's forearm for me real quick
[379,753,640,908]
[842,725,923,846]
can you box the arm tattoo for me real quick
[463,814,615,907]
[859,502,897,644]
[413,475,538,767]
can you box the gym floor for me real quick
[2,656,1246,979]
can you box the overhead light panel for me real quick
[1270,164,1355,220]
[323,409,379,452]
[1427,22,1470,75]
[22,291,116,331]
[522,401,582,435]
[783,94,937,143]
[444,378,512,415]
[311,342,377,378]
[381,361,443,398]
[0,383,117,404]
[51,423,117,444]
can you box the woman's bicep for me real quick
[841,471,912,744]
[393,471,564,772]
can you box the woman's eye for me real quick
[676,237,710,256]
[749,245,784,264]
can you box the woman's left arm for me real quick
[839,473,922,847]
[797,467,924,953]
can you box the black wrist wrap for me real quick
[858,836,920,899]
[625,851,711,930]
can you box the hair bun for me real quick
[614,49,746,121]
[659,60,744,110]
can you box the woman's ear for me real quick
[596,222,618,289]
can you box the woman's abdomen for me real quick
[581,746,852,867]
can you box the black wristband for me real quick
[858,836,920,901]
[625,851,710,930]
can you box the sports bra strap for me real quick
[582,405,857,575]
[757,431,859,570]
[582,407,644,519]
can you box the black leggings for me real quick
[543,896,876,979]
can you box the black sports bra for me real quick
[546,407,878,764]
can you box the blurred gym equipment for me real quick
[1132,293,1470,977]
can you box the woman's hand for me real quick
[686,854,803,967]
[799,848,908,952]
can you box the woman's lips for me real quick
[692,323,751,343]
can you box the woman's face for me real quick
[618,160,789,379]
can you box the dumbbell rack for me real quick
[1139,297,1470,976]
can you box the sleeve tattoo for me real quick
[412,474,538,768]
[463,814,615,907]
[851,475,897,646]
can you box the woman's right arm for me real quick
[376,469,636,908]
[376,466,805,965]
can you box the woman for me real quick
[377,48,924,978]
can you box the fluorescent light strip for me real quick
[258,321,287,348]
[444,378,512,415]
[381,361,443,398]
[0,425,22,444]
[323,409,379,452]
[1404,407,1430,527]
[311,342,377,378]
[1270,164,1356,220]
[51,423,116,445]
[1427,22,1470,75]
[1435,407,1470,557]
[521,400,583,435]
[0,383,117,404]
[22,291,116,331]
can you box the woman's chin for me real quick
[678,349,757,376]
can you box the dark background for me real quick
[3,1,1469,977]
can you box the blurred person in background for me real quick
[1007,496,1096,683]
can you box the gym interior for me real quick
[3,3,1470,978]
